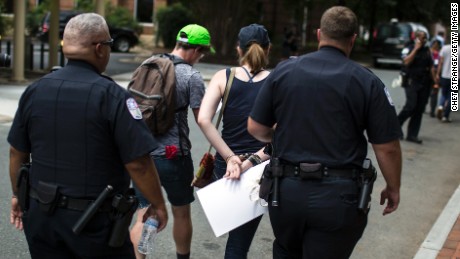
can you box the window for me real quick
[135,0,154,23]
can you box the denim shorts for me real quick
[134,154,195,207]
[213,157,227,180]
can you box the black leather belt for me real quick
[29,188,113,212]
[282,164,360,179]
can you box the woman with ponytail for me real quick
[197,24,271,258]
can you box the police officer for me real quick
[8,13,167,258]
[398,30,435,144]
[248,6,402,259]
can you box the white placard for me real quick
[196,161,269,237]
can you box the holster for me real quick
[35,181,60,216]
[258,158,284,206]
[16,163,30,212]
[358,159,377,214]
[258,164,273,202]
[108,189,138,247]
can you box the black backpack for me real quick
[128,54,186,135]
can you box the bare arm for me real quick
[125,154,168,231]
[247,117,274,143]
[9,146,30,230]
[372,140,402,215]
[436,55,445,82]
[235,147,271,179]
[198,69,236,160]
[192,107,200,123]
[197,69,244,177]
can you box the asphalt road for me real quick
[0,67,459,259]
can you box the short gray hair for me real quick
[320,6,358,40]
[63,13,108,46]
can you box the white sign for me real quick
[196,161,269,237]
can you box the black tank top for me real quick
[216,68,267,161]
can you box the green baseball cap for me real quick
[176,24,215,53]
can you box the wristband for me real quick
[247,154,262,166]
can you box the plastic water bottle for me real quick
[137,217,159,255]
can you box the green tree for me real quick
[177,0,265,57]
[106,3,140,31]
[156,3,195,48]
[0,1,5,36]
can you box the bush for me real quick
[156,3,195,48]
[106,4,141,33]
[26,0,51,37]
[25,0,141,38]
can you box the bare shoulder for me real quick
[208,69,229,92]
[210,69,230,84]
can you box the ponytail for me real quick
[239,43,269,73]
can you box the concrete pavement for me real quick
[0,62,459,258]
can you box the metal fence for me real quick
[0,38,65,71]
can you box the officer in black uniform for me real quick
[248,6,402,259]
[8,13,168,258]
[398,30,435,144]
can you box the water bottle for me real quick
[137,217,159,255]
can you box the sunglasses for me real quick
[93,38,114,47]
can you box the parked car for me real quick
[372,18,429,68]
[37,10,139,53]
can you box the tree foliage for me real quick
[172,0,450,57]
[175,0,265,57]
[25,0,140,38]
[156,3,195,48]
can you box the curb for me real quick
[413,184,460,258]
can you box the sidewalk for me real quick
[415,185,460,259]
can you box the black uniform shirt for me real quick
[7,60,158,198]
[402,44,433,83]
[250,47,402,167]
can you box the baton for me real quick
[72,185,113,235]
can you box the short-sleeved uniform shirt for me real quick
[250,47,402,168]
[7,60,157,198]
[150,58,205,156]
[401,44,433,85]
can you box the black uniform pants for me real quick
[268,177,367,259]
[398,81,431,138]
[23,199,135,259]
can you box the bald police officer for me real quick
[8,13,167,258]
[248,6,402,258]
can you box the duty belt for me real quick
[29,188,113,212]
[281,164,360,179]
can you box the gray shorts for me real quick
[134,154,195,207]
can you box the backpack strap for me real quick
[161,53,190,156]
[160,53,188,66]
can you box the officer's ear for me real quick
[350,34,357,48]
[94,43,106,58]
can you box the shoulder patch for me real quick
[384,87,395,106]
[126,98,143,120]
